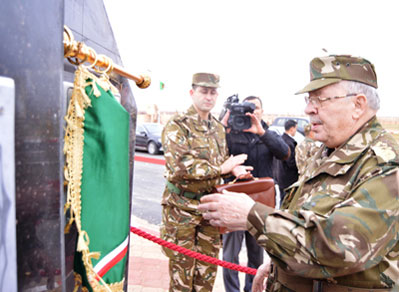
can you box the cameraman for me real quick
[220,96,290,292]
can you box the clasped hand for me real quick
[220,154,253,180]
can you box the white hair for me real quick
[340,80,380,110]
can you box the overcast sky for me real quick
[104,0,398,117]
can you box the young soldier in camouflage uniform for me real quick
[161,72,253,292]
[295,123,319,176]
[198,55,399,291]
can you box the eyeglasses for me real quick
[304,93,358,107]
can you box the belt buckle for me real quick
[312,280,323,292]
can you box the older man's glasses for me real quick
[304,93,358,107]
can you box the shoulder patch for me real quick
[371,140,398,163]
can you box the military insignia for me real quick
[373,141,396,162]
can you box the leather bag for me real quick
[212,177,276,234]
[213,177,275,208]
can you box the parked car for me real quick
[270,116,310,135]
[135,123,163,155]
[268,116,309,144]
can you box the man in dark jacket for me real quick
[275,119,298,204]
[221,96,289,292]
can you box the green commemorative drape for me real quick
[64,66,130,292]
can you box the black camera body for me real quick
[227,101,256,131]
[219,94,256,131]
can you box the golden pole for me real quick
[63,26,151,89]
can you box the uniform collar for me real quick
[309,116,382,177]
[185,105,218,132]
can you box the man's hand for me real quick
[220,110,231,134]
[198,191,255,231]
[252,263,271,292]
[220,154,248,175]
[220,110,230,127]
[231,165,253,180]
[243,112,265,136]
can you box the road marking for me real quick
[134,155,165,165]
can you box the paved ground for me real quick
[128,154,269,291]
[128,215,251,292]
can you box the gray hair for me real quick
[340,80,380,110]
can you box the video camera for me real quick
[219,94,256,131]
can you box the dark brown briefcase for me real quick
[213,177,276,208]
[212,177,276,233]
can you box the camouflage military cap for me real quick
[296,55,378,94]
[192,72,220,88]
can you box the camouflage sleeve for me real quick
[162,119,223,182]
[247,169,399,279]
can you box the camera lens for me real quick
[234,116,246,127]
[227,102,253,131]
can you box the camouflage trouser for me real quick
[160,204,221,292]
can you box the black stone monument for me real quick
[0,1,137,291]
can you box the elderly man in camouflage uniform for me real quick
[161,72,252,292]
[295,124,319,176]
[198,55,399,291]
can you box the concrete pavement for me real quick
[128,215,249,292]
[129,154,266,291]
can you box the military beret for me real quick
[192,72,220,88]
[296,55,378,94]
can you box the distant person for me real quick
[274,119,298,203]
[160,72,252,291]
[220,96,289,292]
[295,123,319,176]
[198,54,399,291]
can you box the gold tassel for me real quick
[73,273,82,292]
[64,214,74,234]
[77,231,89,252]
[87,251,101,261]
[85,80,101,98]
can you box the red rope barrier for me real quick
[130,226,257,275]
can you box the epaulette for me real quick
[370,130,399,164]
